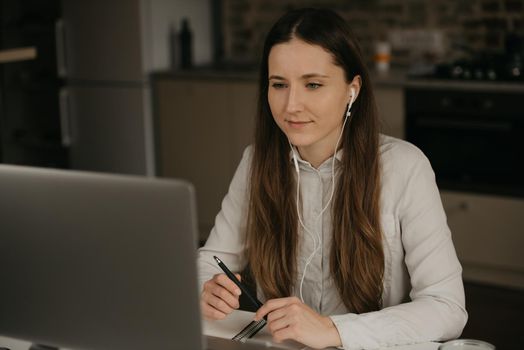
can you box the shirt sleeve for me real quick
[330,147,468,350]
[197,146,252,293]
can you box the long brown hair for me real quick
[246,8,384,313]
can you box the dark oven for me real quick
[405,85,524,198]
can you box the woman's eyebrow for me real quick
[301,73,329,79]
[268,73,329,80]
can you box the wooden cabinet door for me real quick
[375,87,405,139]
[155,78,257,240]
[441,190,524,288]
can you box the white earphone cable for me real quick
[295,97,354,303]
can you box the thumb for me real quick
[235,273,242,282]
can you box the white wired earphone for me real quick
[289,87,356,303]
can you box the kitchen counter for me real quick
[403,77,524,93]
[371,69,524,92]
[152,66,408,84]
[152,66,524,92]
[151,66,407,84]
[152,67,258,82]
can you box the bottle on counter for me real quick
[179,18,193,69]
[374,41,391,73]
[169,23,178,70]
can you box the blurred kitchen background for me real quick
[0,0,523,348]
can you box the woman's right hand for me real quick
[201,273,242,320]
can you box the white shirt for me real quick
[198,134,468,349]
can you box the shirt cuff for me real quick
[330,313,381,350]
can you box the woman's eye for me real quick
[271,82,287,89]
[306,83,322,89]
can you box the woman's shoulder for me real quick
[226,145,254,194]
[239,144,254,167]
[242,144,254,157]
[379,134,429,170]
[378,134,434,202]
[233,144,255,179]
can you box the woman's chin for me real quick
[284,133,314,148]
[288,139,312,148]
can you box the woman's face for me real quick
[267,38,359,163]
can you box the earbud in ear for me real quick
[346,87,356,119]
[350,87,356,105]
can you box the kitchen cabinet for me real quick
[154,77,256,240]
[0,0,68,169]
[374,86,404,139]
[441,190,524,289]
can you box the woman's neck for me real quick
[297,144,336,169]
[295,123,345,169]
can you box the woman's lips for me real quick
[286,120,312,129]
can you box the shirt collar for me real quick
[288,147,343,169]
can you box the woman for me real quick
[198,8,467,350]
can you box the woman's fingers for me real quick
[202,289,236,314]
[255,296,301,321]
[256,297,342,348]
[214,273,242,297]
[200,298,227,320]
[210,274,241,308]
[266,308,290,333]
[200,273,242,320]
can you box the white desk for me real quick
[203,310,440,350]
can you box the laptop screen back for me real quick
[0,165,202,350]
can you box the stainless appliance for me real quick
[3,0,212,175]
[405,85,523,198]
[58,0,154,175]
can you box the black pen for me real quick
[213,255,263,310]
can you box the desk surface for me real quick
[203,310,440,350]
[0,336,441,350]
[0,335,440,350]
[1,310,441,350]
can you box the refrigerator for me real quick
[59,0,154,175]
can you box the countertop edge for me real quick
[151,69,524,93]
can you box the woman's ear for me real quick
[350,87,356,105]
[348,75,362,104]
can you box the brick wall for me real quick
[222,0,524,67]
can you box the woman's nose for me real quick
[285,87,304,113]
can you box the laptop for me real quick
[0,164,208,350]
